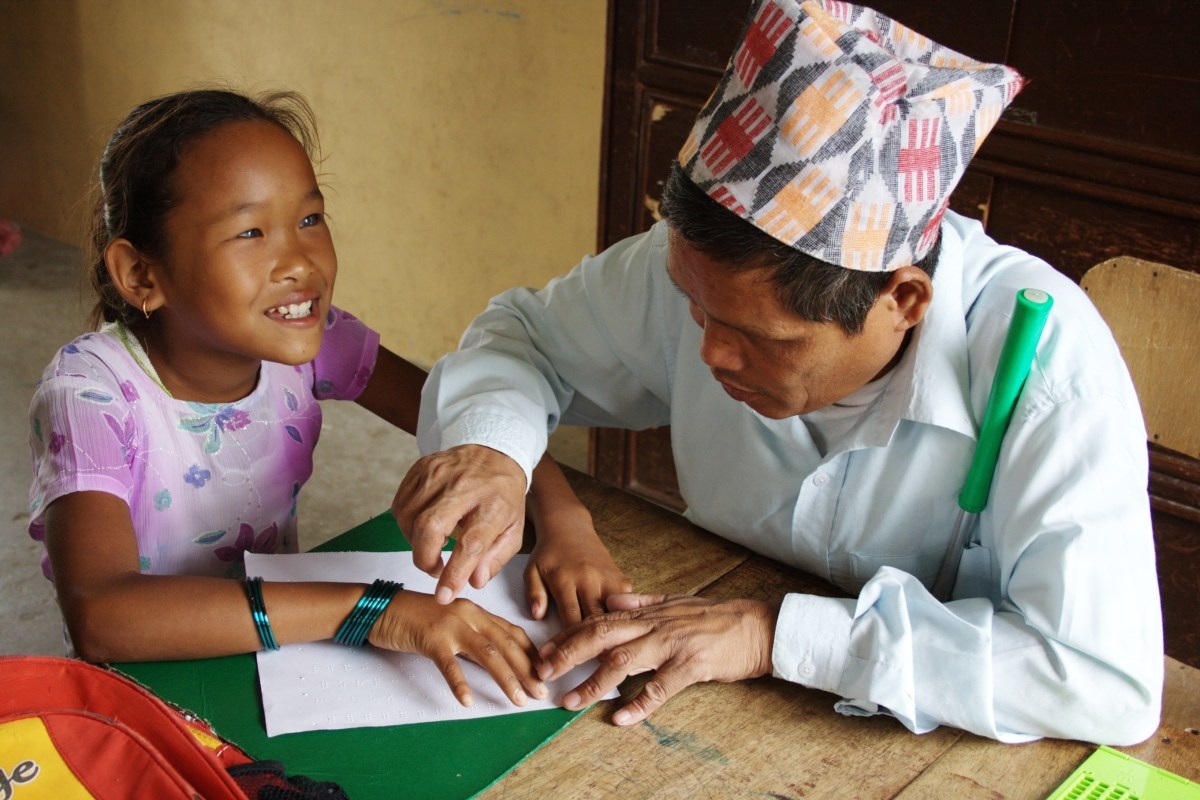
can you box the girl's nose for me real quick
[271,236,316,282]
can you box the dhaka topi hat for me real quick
[678,0,1025,272]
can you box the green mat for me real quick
[116,512,586,799]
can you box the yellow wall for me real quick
[0,0,607,368]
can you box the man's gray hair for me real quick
[659,163,940,335]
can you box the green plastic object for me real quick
[1045,746,1200,800]
[959,287,1054,513]
[932,288,1053,600]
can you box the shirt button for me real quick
[813,473,830,487]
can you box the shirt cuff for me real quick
[772,593,855,695]
[440,412,541,491]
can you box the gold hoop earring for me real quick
[142,299,150,319]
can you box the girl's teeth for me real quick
[276,301,313,319]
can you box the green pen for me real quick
[931,288,1054,602]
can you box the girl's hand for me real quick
[367,590,548,708]
[525,523,634,627]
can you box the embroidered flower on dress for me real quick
[48,431,66,454]
[179,403,252,454]
[184,464,212,488]
[154,488,172,510]
[215,522,279,563]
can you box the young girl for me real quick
[27,89,630,708]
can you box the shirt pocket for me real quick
[849,545,947,589]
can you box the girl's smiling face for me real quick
[143,119,337,402]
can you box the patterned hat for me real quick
[678,0,1024,272]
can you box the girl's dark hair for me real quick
[659,163,940,335]
[87,89,321,331]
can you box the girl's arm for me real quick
[523,454,632,626]
[353,344,427,435]
[46,490,546,707]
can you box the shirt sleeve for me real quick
[418,223,683,486]
[28,365,138,542]
[312,307,381,402]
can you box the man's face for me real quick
[666,229,911,418]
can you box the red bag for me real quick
[0,656,253,798]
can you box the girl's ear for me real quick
[104,239,164,315]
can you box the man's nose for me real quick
[698,320,743,371]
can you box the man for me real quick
[394,0,1162,744]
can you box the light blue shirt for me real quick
[419,212,1163,744]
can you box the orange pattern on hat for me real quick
[781,70,865,159]
[842,201,894,271]
[759,167,840,242]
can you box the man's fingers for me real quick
[604,592,670,611]
[538,616,652,681]
[559,639,662,711]
[435,534,486,603]
[391,496,458,578]
[469,526,524,590]
[611,663,690,726]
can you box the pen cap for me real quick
[959,288,1054,513]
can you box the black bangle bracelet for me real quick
[244,576,279,651]
[335,579,403,647]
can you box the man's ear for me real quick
[881,266,934,332]
[104,239,163,314]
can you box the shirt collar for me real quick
[832,221,977,451]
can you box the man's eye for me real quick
[300,213,322,228]
[237,228,262,239]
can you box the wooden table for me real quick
[480,469,1200,799]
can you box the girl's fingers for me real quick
[553,583,584,628]
[579,584,606,620]
[430,647,475,707]
[524,562,549,620]
[605,592,670,612]
[462,629,535,706]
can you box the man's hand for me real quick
[536,593,779,725]
[392,444,528,603]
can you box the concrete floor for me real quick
[0,228,586,657]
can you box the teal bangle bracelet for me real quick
[244,576,279,651]
[335,579,403,647]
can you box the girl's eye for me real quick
[237,228,262,239]
[300,213,323,228]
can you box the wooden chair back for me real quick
[1081,256,1200,668]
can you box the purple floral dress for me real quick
[28,307,380,581]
